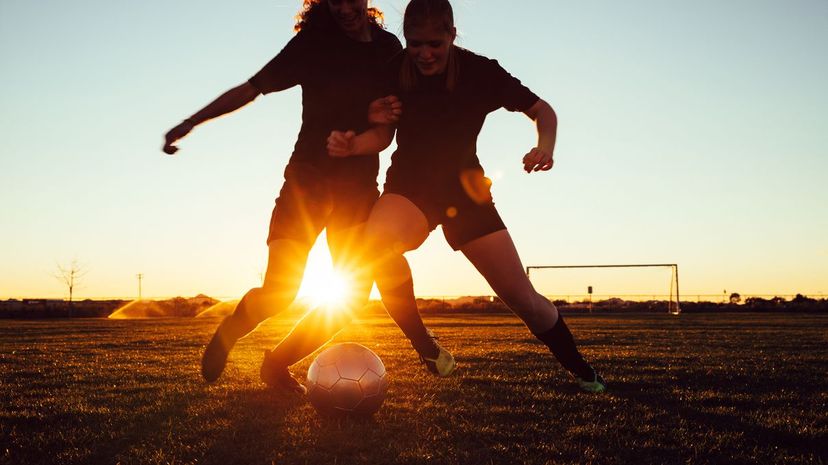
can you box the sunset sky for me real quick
[1,0,826,301]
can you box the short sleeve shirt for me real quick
[386,47,539,194]
[249,25,402,183]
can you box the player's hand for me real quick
[162,120,195,155]
[327,130,356,157]
[368,95,402,125]
[522,147,554,173]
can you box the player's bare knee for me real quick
[238,285,296,322]
[226,304,261,335]
[497,287,536,313]
[260,271,302,296]
[504,290,557,333]
[526,292,559,332]
[362,221,386,245]
[365,223,412,256]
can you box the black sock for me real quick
[381,278,439,359]
[534,316,595,380]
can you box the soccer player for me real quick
[327,0,606,392]
[162,0,454,392]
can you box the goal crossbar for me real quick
[526,263,680,314]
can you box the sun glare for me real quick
[297,241,354,310]
[309,271,352,308]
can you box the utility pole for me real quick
[137,273,144,301]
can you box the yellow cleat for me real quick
[575,371,607,393]
[419,329,456,377]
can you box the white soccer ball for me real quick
[306,342,388,417]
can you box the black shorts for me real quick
[267,163,379,246]
[382,180,506,251]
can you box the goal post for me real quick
[526,263,681,314]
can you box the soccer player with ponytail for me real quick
[329,0,606,392]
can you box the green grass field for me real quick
[2,313,826,465]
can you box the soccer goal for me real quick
[526,263,680,314]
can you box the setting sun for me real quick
[306,269,352,308]
[296,239,354,309]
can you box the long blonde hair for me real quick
[399,0,459,92]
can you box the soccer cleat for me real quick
[574,370,607,393]
[201,329,235,383]
[419,329,456,377]
[260,350,308,395]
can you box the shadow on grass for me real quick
[197,387,306,464]
[608,370,827,463]
[54,383,307,465]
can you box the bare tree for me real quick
[53,260,88,308]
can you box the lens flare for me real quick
[298,248,354,311]
[309,271,353,310]
[459,168,493,205]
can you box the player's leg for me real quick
[327,222,374,325]
[259,182,377,389]
[363,194,455,376]
[201,166,329,384]
[325,184,380,324]
[459,229,605,392]
[259,223,371,380]
[457,229,557,332]
[201,238,313,383]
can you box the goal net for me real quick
[526,264,680,314]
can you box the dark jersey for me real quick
[249,25,402,183]
[385,47,539,196]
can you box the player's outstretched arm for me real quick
[162,82,261,155]
[521,99,558,173]
[327,125,395,158]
